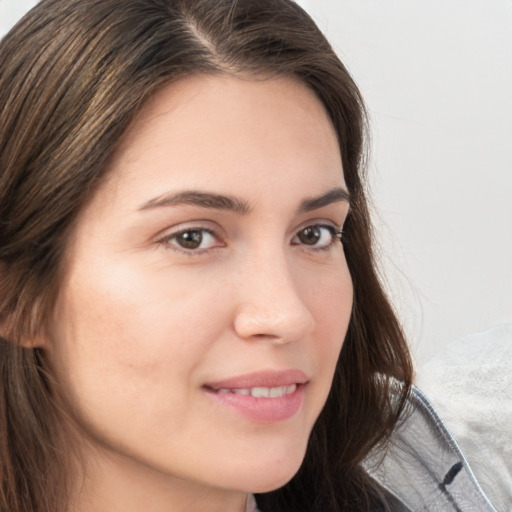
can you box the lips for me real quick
[203,369,308,423]
[216,384,297,398]
[205,369,308,391]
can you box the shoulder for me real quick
[364,384,499,511]
[415,324,512,511]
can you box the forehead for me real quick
[116,74,338,156]
[93,74,344,217]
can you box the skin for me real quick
[41,75,353,512]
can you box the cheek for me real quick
[307,260,353,340]
[300,262,353,406]
[48,257,229,423]
[57,253,221,348]
[322,267,352,338]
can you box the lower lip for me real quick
[204,384,306,424]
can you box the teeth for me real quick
[216,384,297,398]
[251,386,270,398]
[233,388,250,395]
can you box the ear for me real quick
[17,304,50,349]
[0,312,49,348]
[0,311,8,341]
[0,270,48,349]
[0,263,9,341]
[18,334,48,349]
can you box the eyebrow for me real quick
[298,187,350,213]
[139,191,251,215]
[139,186,350,215]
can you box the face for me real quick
[45,75,353,507]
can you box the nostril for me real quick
[231,266,315,342]
[233,304,314,343]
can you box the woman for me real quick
[0,1,495,511]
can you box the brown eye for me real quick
[292,224,340,249]
[167,229,217,251]
[175,230,203,249]
[297,226,322,245]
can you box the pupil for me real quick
[177,230,202,249]
[299,226,320,245]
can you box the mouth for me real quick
[203,370,308,423]
[204,368,308,391]
[213,384,298,398]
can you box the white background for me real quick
[1,0,511,364]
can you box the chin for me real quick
[250,469,301,495]
[232,446,306,495]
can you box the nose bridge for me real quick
[233,243,315,342]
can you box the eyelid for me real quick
[291,221,344,250]
[155,219,223,240]
[153,217,344,255]
[294,218,343,235]
[156,221,226,255]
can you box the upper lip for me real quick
[204,369,309,390]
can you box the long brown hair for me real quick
[0,1,413,510]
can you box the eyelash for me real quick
[290,224,343,250]
[159,223,344,256]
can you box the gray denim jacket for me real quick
[364,386,497,511]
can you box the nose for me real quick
[232,252,315,344]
